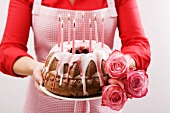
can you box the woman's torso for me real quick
[23,0,119,113]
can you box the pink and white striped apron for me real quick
[23,0,121,112]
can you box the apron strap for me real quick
[106,0,118,17]
[74,101,90,113]
[32,0,42,15]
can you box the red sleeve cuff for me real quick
[0,45,33,78]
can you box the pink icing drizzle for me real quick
[52,57,64,91]
[96,53,105,86]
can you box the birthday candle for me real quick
[61,20,64,52]
[68,14,71,44]
[72,19,76,54]
[89,19,92,53]
[58,14,61,47]
[101,14,104,48]
[94,13,98,43]
[82,11,85,42]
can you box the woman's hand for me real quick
[32,63,45,94]
[129,58,136,68]
[13,56,46,94]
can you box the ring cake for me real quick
[43,40,112,97]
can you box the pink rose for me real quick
[102,79,127,111]
[125,70,149,98]
[105,50,130,79]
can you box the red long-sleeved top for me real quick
[0,0,151,77]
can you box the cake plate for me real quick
[40,85,102,101]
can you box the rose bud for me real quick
[102,79,127,111]
[125,70,149,98]
[105,50,131,79]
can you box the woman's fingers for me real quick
[32,64,45,94]
[33,64,44,83]
[34,80,43,93]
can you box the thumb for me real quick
[33,64,44,85]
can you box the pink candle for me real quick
[68,14,71,44]
[101,14,104,48]
[61,20,64,52]
[89,19,92,53]
[82,11,85,42]
[94,13,98,43]
[72,19,76,54]
[58,14,61,47]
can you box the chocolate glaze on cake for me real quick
[43,40,112,97]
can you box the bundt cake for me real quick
[43,40,112,97]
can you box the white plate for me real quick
[40,85,102,101]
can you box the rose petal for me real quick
[108,79,125,89]
[110,91,122,105]
[124,54,131,68]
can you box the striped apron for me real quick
[23,0,120,112]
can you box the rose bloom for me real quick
[125,70,149,98]
[102,79,127,111]
[105,50,130,79]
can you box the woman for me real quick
[0,0,151,113]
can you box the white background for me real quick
[0,0,170,113]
